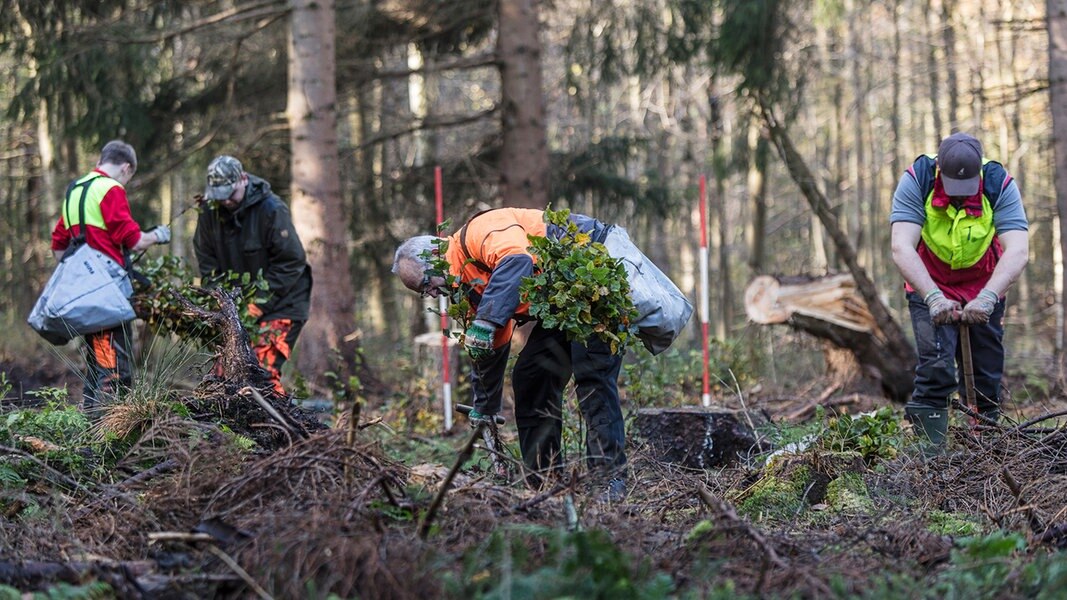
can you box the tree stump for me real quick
[634,407,764,469]
[413,332,462,393]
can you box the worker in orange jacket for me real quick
[393,208,626,501]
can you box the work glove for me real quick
[960,288,999,325]
[924,289,961,326]
[464,319,496,362]
[151,225,171,244]
[467,408,497,428]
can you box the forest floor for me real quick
[3,348,1067,599]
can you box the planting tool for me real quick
[455,402,509,479]
[959,324,978,425]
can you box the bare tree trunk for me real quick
[497,0,549,209]
[926,0,943,138]
[747,121,769,274]
[847,0,867,270]
[1048,0,1067,372]
[890,0,902,183]
[288,0,358,389]
[941,0,959,127]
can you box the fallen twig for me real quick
[245,387,307,440]
[206,545,273,600]
[785,392,857,420]
[698,486,832,597]
[511,479,571,512]
[147,532,215,544]
[117,459,179,488]
[418,423,486,539]
[0,444,89,495]
[1014,410,1067,431]
[1001,466,1044,536]
[952,400,1004,428]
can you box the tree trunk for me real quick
[747,122,769,274]
[744,274,913,402]
[1049,0,1067,375]
[926,0,943,138]
[497,0,549,209]
[287,0,358,390]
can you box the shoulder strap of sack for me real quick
[458,209,496,274]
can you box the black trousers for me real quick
[471,321,626,479]
[906,291,1004,414]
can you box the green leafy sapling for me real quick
[521,208,638,354]
[423,210,638,354]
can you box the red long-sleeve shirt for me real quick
[51,169,143,264]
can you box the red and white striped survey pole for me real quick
[435,166,454,430]
[698,175,711,407]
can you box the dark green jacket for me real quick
[193,175,312,321]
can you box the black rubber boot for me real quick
[905,404,948,456]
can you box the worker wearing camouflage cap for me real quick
[890,133,1029,452]
[193,155,312,395]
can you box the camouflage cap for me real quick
[205,155,244,201]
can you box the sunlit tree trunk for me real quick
[1048,0,1067,369]
[287,0,357,387]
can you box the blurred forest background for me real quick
[0,0,1063,399]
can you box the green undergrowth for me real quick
[621,340,759,408]
[926,509,985,537]
[445,525,674,599]
[0,581,113,600]
[733,407,906,524]
[0,342,255,520]
[860,532,1067,599]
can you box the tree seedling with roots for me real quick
[133,255,274,346]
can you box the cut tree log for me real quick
[744,273,914,404]
[635,407,766,469]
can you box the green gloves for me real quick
[467,408,496,428]
[464,320,496,361]
[924,289,962,326]
[961,288,999,325]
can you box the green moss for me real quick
[927,510,983,537]
[736,466,810,522]
[824,472,872,513]
[685,519,716,543]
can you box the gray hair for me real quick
[392,235,439,274]
[99,140,137,171]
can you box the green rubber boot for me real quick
[905,405,948,456]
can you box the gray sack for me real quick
[27,242,135,345]
[603,226,694,355]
